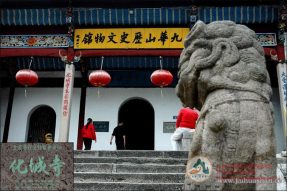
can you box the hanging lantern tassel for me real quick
[25,85,28,97]
[150,69,173,96]
[15,69,39,97]
[97,87,100,97]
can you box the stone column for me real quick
[277,62,287,140]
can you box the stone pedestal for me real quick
[182,131,193,151]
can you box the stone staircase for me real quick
[74,150,188,191]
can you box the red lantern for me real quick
[150,69,173,87]
[89,70,111,87]
[15,69,38,86]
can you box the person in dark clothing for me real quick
[110,122,126,150]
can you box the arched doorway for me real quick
[27,106,56,143]
[118,98,154,150]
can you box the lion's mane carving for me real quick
[176,21,277,191]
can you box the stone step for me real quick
[74,150,188,158]
[74,172,185,183]
[75,157,186,165]
[74,182,183,191]
[75,163,186,173]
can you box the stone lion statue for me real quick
[176,21,277,191]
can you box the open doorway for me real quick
[27,105,56,143]
[118,98,154,150]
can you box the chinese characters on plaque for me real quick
[74,28,189,49]
[0,143,74,190]
[63,72,72,117]
[0,31,276,49]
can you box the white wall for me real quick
[85,88,182,151]
[83,87,287,151]
[0,88,9,142]
[6,87,285,152]
[8,88,80,149]
[7,87,181,151]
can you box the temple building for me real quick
[0,0,286,152]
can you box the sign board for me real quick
[74,28,189,49]
[0,32,276,49]
[163,122,176,133]
[256,33,277,46]
[93,121,109,132]
[0,143,74,190]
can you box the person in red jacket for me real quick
[171,106,199,150]
[81,118,96,150]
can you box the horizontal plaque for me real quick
[74,28,189,49]
[1,32,276,49]
[0,35,70,48]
